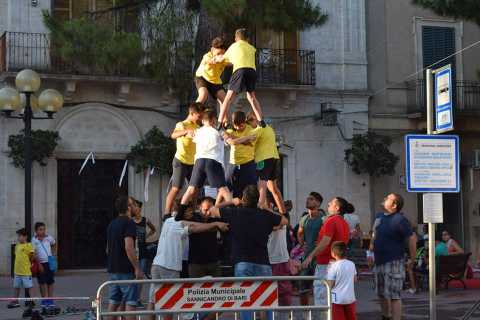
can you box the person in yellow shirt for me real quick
[8,228,34,309]
[214,28,265,128]
[246,112,286,214]
[165,102,203,215]
[195,37,228,108]
[223,111,260,197]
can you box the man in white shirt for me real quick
[147,206,228,320]
[326,241,357,320]
[178,109,232,209]
[32,222,56,309]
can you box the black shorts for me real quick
[37,263,55,285]
[256,158,278,181]
[195,77,225,98]
[228,68,256,93]
[171,158,193,188]
[225,161,257,198]
[190,158,226,188]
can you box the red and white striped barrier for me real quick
[154,280,278,311]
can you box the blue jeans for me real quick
[234,262,273,320]
[108,273,139,306]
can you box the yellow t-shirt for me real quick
[254,126,280,163]
[195,51,227,85]
[223,40,256,73]
[174,120,199,165]
[227,125,260,165]
[14,243,34,276]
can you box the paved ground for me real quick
[1,271,479,319]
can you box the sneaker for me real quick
[7,301,20,309]
[408,288,417,294]
[40,300,48,308]
[136,301,145,309]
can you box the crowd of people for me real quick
[7,27,475,320]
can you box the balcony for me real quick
[1,31,316,86]
[406,79,480,114]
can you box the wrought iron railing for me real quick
[407,79,480,113]
[1,31,316,86]
[256,48,316,86]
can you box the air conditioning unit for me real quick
[473,150,480,169]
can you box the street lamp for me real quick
[0,69,64,239]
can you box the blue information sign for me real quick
[405,134,460,193]
[434,65,453,132]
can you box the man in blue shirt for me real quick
[368,193,417,320]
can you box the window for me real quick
[52,0,118,22]
[422,26,456,72]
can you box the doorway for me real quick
[57,159,128,269]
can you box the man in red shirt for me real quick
[302,197,350,309]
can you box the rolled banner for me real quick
[119,160,128,187]
[78,152,95,175]
[144,166,151,202]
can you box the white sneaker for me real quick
[408,288,416,294]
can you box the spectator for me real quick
[302,197,350,314]
[266,193,292,320]
[297,192,325,307]
[32,222,56,310]
[209,185,288,320]
[326,241,357,320]
[441,230,464,255]
[368,193,416,320]
[147,204,228,320]
[343,204,362,249]
[131,198,156,307]
[106,196,144,320]
[8,228,34,309]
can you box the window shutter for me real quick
[422,26,456,72]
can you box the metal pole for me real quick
[426,68,436,320]
[24,91,33,239]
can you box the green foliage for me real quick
[43,11,143,75]
[201,0,328,34]
[344,132,399,177]
[7,130,60,168]
[412,0,480,25]
[127,126,176,175]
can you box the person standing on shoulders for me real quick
[164,102,203,215]
[368,193,417,320]
[302,197,350,313]
[106,196,144,320]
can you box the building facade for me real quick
[0,0,369,274]
[367,0,480,263]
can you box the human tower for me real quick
[164,28,286,217]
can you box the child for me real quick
[246,112,286,214]
[195,37,228,107]
[214,28,265,128]
[8,228,34,309]
[165,102,204,215]
[178,109,232,208]
[326,241,357,320]
[223,111,259,198]
[32,222,56,309]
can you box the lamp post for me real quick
[0,69,64,239]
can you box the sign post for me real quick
[405,65,458,320]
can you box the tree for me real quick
[200,0,328,37]
[413,0,480,25]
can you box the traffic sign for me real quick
[405,134,460,192]
[422,193,444,223]
[434,65,453,133]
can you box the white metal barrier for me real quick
[94,276,332,320]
